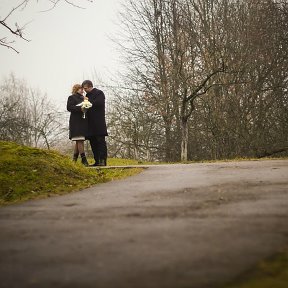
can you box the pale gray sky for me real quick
[0,0,123,109]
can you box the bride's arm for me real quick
[67,96,82,113]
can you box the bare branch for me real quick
[1,0,93,52]
[0,38,19,53]
[2,0,29,22]
[187,65,225,102]
[40,0,93,12]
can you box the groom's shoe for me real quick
[89,160,100,167]
[98,159,107,166]
[89,163,98,167]
[89,159,106,167]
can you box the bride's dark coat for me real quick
[86,88,108,137]
[67,93,88,139]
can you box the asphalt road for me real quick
[0,160,287,288]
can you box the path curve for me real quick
[0,160,288,288]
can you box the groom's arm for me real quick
[89,90,105,108]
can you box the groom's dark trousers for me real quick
[89,135,107,165]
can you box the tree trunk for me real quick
[181,119,188,162]
[42,132,50,150]
[134,146,139,160]
[164,123,172,162]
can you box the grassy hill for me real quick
[223,247,288,288]
[0,141,143,205]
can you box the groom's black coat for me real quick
[86,88,108,137]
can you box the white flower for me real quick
[76,99,93,109]
[76,99,92,118]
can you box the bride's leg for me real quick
[73,141,79,161]
[77,140,84,154]
[78,141,88,166]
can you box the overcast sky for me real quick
[0,0,123,109]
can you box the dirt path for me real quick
[0,160,287,288]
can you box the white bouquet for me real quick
[76,99,92,119]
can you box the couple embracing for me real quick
[67,80,108,167]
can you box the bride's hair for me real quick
[72,84,82,94]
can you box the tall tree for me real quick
[114,0,288,161]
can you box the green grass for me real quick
[0,141,143,205]
[107,158,145,166]
[223,247,288,288]
[106,157,160,166]
[106,157,288,166]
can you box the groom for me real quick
[82,80,108,166]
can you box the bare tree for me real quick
[115,0,288,161]
[106,82,164,161]
[118,0,227,161]
[117,0,182,161]
[187,0,288,159]
[0,73,66,149]
[0,73,31,144]
[28,89,65,149]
